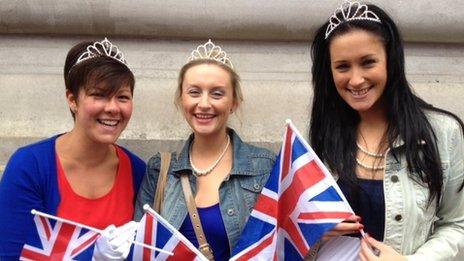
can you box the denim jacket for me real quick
[326,111,464,260]
[135,129,275,251]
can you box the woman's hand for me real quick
[93,221,138,260]
[359,235,406,261]
[321,215,363,241]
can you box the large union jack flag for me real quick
[20,214,99,260]
[132,205,208,261]
[231,121,354,260]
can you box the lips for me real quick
[97,119,119,127]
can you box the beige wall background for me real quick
[1,0,463,169]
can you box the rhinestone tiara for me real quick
[74,38,130,69]
[325,1,381,39]
[187,39,234,69]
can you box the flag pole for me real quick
[143,204,209,261]
[31,209,173,256]
[31,209,103,233]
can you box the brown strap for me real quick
[180,174,214,260]
[153,152,171,213]
[305,240,321,260]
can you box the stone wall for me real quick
[1,0,463,173]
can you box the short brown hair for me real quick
[63,40,135,119]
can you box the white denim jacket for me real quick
[380,111,464,260]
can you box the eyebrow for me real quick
[360,54,376,59]
[210,86,226,91]
[185,84,200,89]
[332,54,377,64]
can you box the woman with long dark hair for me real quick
[310,2,464,260]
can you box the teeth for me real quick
[98,119,119,126]
[195,114,214,119]
[350,88,370,96]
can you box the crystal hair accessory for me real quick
[325,1,381,39]
[187,39,234,69]
[75,38,129,69]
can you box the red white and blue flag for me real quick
[132,205,208,261]
[20,213,99,260]
[231,121,354,260]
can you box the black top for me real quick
[339,178,385,241]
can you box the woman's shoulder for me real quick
[118,146,146,168]
[424,110,464,163]
[16,135,57,154]
[239,141,276,160]
[117,146,147,186]
[425,110,463,137]
[8,135,58,167]
[231,130,276,160]
[2,136,59,190]
[145,152,178,170]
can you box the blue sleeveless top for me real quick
[179,203,230,260]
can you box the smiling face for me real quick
[180,64,237,138]
[68,84,133,145]
[329,30,388,114]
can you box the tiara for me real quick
[74,38,129,69]
[187,39,234,69]
[325,1,381,39]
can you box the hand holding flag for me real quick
[93,221,138,260]
[231,120,356,260]
[20,209,171,260]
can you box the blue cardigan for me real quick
[0,135,146,260]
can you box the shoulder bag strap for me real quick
[153,152,171,213]
[180,174,215,260]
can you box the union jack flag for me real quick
[132,205,208,261]
[231,121,354,260]
[20,214,99,260]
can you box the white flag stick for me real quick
[31,209,103,233]
[31,209,173,255]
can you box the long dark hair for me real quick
[309,4,464,206]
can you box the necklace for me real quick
[355,157,385,171]
[189,135,230,176]
[356,143,385,158]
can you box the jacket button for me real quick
[253,184,261,191]
[391,175,399,183]
[394,214,402,221]
[227,208,235,216]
